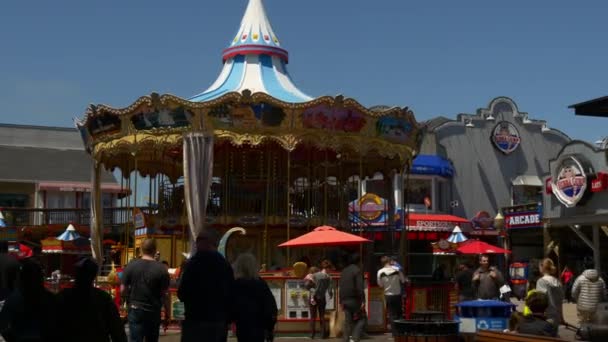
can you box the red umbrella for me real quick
[457,240,511,255]
[278,226,371,247]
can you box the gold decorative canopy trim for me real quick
[79,90,421,178]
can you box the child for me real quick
[304,266,320,305]
[523,278,537,316]
[516,291,558,337]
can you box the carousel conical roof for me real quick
[447,225,468,243]
[57,223,81,241]
[189,0,312,103]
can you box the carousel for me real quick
[76,0,421,334]
[77,0,421,269]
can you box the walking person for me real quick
[121,238,171,342]
[560,265,574,303]
[0,258,59,341]
[534,258,564,328]
[572,259,607,325]
[0,241,19,305]
[58,257,127,342]
[178,229,234,342]
[307,260,333,339]
[232,253,277,342]
[472,254,504,299]
[339,253,366,342]
[377,256,405,338]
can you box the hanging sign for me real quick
[133,208,146,229]
[349,193,388,227]
[591,172,608,193]
[551,156,588,208]
[491,121,521,154]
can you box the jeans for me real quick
[128,307,161,342]
[310,296,327,338]
[342,299,365,342]
[385,295,403,337]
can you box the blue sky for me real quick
[1,0,607,142]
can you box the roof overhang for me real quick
[38,181,127,194]
[569,96,608,117]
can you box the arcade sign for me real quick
[551,156,588,208]
[504,203,542,229]
[491,121,521,154]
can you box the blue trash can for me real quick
[454,300,515,333]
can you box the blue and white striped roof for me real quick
[447,225,468,244]
[190,0,312,103]
[57,224,81,241]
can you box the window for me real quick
[406,179,432,206]
[512,186,541,206]
[0,194,28,207]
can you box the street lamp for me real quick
[494,211,504,233]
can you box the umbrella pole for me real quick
[399,162,410,271]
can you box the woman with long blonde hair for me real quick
[535,258,564,328]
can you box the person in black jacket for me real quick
[339,253,366,342]
[0,258,59,341]
[0,241,19,302]
[178,230,234,342]
[58,257,127,342]
[232,253,277,342]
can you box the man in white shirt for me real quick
[377,256,406,338]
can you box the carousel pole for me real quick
[399,161,410,272]
[286,149,291,266]
[306,147,312,231]
[125,175,131,262]
[263,146,272,267]
[358,149,364,266]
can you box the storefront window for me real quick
[512,185,541,205]
[406,179,432,206]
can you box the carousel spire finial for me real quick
[222,0,288,62]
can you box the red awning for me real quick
[406,213,471,232]
[38,181,127,194]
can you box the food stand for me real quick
[273,226,373,336]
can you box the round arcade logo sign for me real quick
[491,121,521,154]
[552,156,588,208]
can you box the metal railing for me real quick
[0,207,153,228]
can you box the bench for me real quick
[475,329,568,342]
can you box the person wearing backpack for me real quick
[535,258,564,329]
[377,256,405,338]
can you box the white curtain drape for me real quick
[183,132,214,256]
[90,161,104,264]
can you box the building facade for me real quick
[425,97,571,262]
[0,123,123,226]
